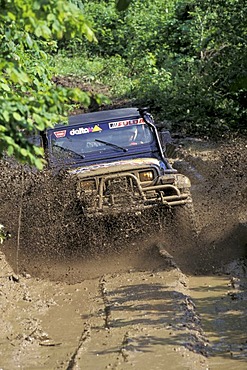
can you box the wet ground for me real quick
[0,138,246,369]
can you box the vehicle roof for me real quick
[53,108,140,129]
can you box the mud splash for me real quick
[0,161,174,282]
[173,138,247,273]
[0,138,246,282]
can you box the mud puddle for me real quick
[0,249,208,370]
[1,249,247,369]
[188,260,247,370]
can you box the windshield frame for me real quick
[46,114,164,168]
[47,117,161,167]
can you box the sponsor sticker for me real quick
[69,125,102,136]
[109,118,144,129]
[54,130,66,138]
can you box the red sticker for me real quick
[54,130,66,138]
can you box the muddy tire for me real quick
[172,200,199,237]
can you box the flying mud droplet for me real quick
[0,138,246,281]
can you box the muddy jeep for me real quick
[42,108,194,230]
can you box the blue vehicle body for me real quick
[42,108,192,216]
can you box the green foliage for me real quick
[66,0,246,136]
[159,0,247,135]
[0,0,95,168]
[82,0,174,60]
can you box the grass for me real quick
[52,52,133,97]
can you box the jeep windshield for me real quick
[48,118,156,165]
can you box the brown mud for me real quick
[0,137,247,369]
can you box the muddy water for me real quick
[0,249,207,370]
[1,249,247,370]
[189,273,247,370]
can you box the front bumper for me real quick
[77,172,191,216]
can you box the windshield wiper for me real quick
[53,145,85,159]
[95,139,128,152]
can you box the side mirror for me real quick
[159,130,177,158]
[160,130,172,147]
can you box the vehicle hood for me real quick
[68,157,166,177]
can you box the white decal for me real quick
[70,125,102,136]
[109,118,144,129]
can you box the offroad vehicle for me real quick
[40,107,195,230]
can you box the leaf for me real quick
[33,113,46,131]
[25,33,33,47]
[5,136,15,145]
[94,93,111,105]
[83,23,97,42]
[7,11,16,21]
[0,83,10,92]
[7,146,14,156]
[2,111,9,122]
[13,112,22,121]
[0,125,7,133]
[35,24,52,39]
[7,68,29,84]
[33,145,44,156]
[20,148,28,157]
[34,157,45,170]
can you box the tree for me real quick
[0,0,96,169]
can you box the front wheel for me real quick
[172,200,199,237]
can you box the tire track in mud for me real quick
[1,246,247,369]
[71,268,209,370]
[66,325,91,370]
[99,276,142,366]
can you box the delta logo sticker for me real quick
[109,118,144,129]
[69,125,102,135]
[54,130,66,138]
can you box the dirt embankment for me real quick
[171,138,246,269]
[0,137,246,369]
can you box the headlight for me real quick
[139,171,154,182]
[80,179,96,191]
